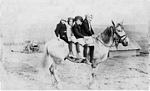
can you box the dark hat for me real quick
[67,17,74,23]
[68,17,74,21]
[68,17,74,20]
[74,16,83,22]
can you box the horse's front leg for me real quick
[89,68,96,85]
[89,66,99,89]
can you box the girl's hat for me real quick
[68,17,74,21]
[74,16,83,22]
[60,17,67,22]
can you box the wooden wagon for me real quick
[23,41,40,53]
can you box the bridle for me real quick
[113,24,127,44]
[93,25,127,48]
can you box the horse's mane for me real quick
[101,26,114,44]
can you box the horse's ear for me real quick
[121,20,124,25]
[111,20,115,27]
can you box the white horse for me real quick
[42,21,129,88]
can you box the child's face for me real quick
[61,20,66,24]
[68,20,73,26]
[87,16,92,22]
[76,19,82,25]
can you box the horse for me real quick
[42,20,129,88]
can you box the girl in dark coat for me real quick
[72,16,90,64]
[54,18,68,43]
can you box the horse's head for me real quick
[94,20,129,48]
[112,20,129,47]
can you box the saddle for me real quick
[65,36,94,64]
[84,36,94,46]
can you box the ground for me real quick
[0,45,149,90]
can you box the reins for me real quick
[92,34,115,48]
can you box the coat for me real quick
[54,22,67,37]
[72,23,84,39]
[82,19,94,36]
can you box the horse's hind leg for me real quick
[49,64,57,85]
[49,63,60,86]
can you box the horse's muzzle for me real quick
[122,37,129,46]
[122,41,128,46]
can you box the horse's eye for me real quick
[117,30,122,32]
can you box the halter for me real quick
[114,32,127,42]
[94,25,127,48]
[113,25,127,43]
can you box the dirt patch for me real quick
[1,46,149,90]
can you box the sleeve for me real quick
[91,28,95,34]
[54,24,61,37]
[66,25,71,37]
[66,25,71,41]
[73,26,84,38]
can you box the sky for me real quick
[1,0,150,42]
[1,0,150,25]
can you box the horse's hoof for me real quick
[56,82,65,89]
[88,83,98,90]
[52,81,58,86]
